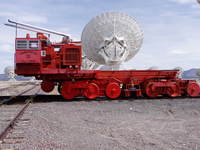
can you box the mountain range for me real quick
[182,68,200,79]
[0,74,32,81]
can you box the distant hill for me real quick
[182,68,200,79]
[0,74,32,81]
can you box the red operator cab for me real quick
[15,33,44,75]
[15,32,82,76]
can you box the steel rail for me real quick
[0,83,39,105]
[0,87,40,142]
[0,101,30,141]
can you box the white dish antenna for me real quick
[81,11,143,67]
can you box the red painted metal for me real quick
[95,70,178,84]
[61,45,82,67]
[145,82,159,98]
[41,81,55,93]
[106,82,121,99]
[61,81,76,100]
[144,80,181,98]
[13,32,200,100]
[15,50,41,64]
[187,82,200,97]
[84,83,99,99]
[166,84,180,97]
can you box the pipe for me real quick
[7,19,70,37]
[5,23,49,36]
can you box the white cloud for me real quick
[0,55,14,73]
[0,12,48,24]
[20,14,48,24]
[124,10,200,70]
[0,43,14,74]
[52,27,80,41]
[169,49,191,54]
[170,0,196,4]
[0,44,13,53]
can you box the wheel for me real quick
[41,81,54,93]
[61,82,76,100]
[187,83,200,97]
[166,84,180,97]
[84,83,99,99]
[145,82,158,98]
[106,82,121,99]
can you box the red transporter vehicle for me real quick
[6,20,200,100]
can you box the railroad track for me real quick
[0,101,31,149]
[0,84,40,150]
[0,82,36,92]
[0,82,40,105]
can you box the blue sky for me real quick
[0,0,200,73]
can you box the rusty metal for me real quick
[0,85,40,147]
[0,101,30,141]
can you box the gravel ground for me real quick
[0,104,34,150]
[0,104,24,133]
[7,98,199,150]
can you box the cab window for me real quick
[29,41,39,49]
[16,40,27,49]
[16,40,40,49]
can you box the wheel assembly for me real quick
[84,83,99,99]
[187,83,200,97]
[166,84,179,97]
[41,81,55,93]
[145,82,158,98]
[61,82,76,100]
[106,82,121,99]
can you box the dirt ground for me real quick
[11,97,200,150]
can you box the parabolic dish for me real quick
[81,11,143,65]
